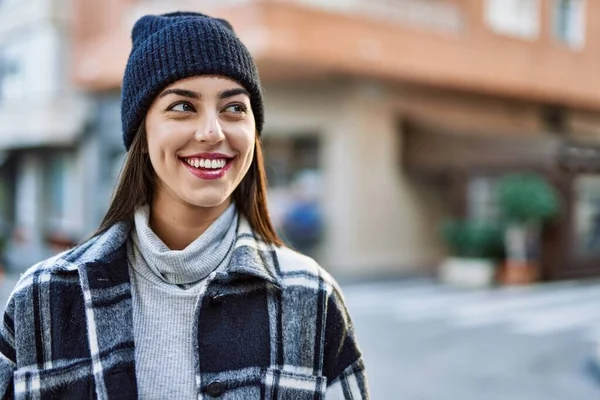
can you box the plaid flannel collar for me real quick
[49,215,284,289]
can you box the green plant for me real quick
[497,173,560,224]
[441,219,504,259]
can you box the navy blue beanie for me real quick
[121,11,264,151]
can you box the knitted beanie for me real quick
[121,11,264,151]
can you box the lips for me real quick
[179,154,235,180]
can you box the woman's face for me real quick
[145,75,255,209]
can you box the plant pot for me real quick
[498,260,540,285]
[439,257,497,289]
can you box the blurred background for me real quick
[2,0,600,398]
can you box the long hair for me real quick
[95,124,283,246]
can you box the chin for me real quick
[184,190,231,209]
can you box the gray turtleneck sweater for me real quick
[126,203,238,399]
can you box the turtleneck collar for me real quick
[129,203,238,286]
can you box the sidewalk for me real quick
[345,279,600,399]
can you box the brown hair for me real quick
[95,124,283,246]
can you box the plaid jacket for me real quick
[0,217,369,399]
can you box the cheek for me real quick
[234,130,255,166]
[146,122,190,159]
[145,134,167,169]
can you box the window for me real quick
[552,0,586,49]
[0,47,25,101]
[573,175,600,256]
[262,136,320,189]
[484,0,541,40]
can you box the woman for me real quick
[0,12,368,400]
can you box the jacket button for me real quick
[206,380,225,397]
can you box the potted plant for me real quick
[439,219,504,288]
[496,173,560,285]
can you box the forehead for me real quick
[162,75,245,92]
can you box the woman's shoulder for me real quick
[271,246,355,335]
[273,245,341,294]
[7,224,130,302]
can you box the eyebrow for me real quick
[218,88,250,100]
[159,88,200,100]
[158,87,251,101]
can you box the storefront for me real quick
[403,117,600,281]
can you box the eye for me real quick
[222,104,247,114]
[167,102,195,113]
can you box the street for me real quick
[345,278,600,399]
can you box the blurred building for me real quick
[2,0,596,280]
[0,0,97,269]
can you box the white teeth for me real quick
[185,157,228,169]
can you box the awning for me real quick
[0,96,91,150]
[402,119,562,173]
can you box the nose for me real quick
[194,113,224,145]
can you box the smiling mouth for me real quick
[180,157,232,170]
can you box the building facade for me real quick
[0,0,98,270]
[60,0,600,280]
